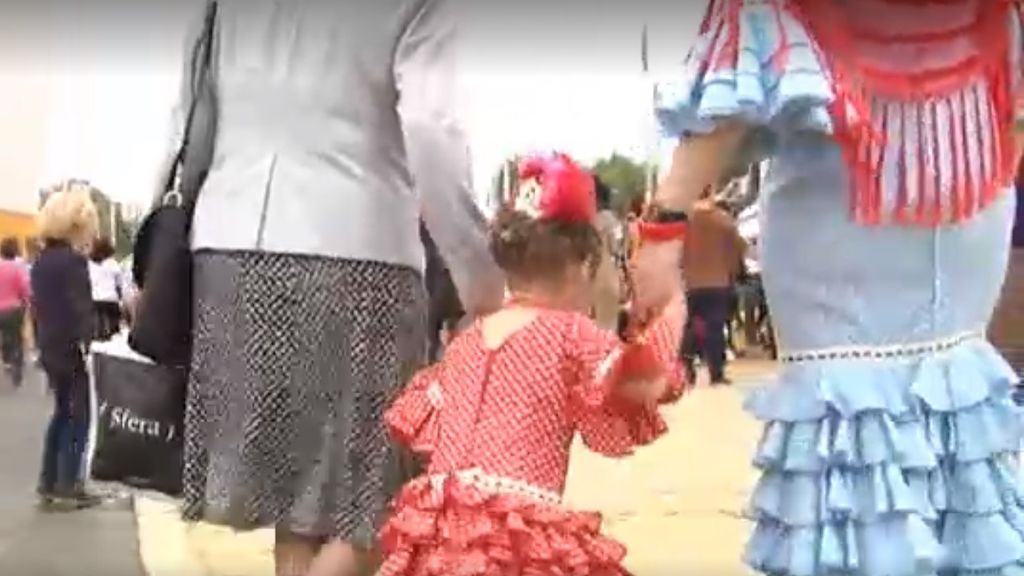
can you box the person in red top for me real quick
[376,153,688,576]
[0,237,30,387]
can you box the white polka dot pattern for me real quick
[183,252,426,546]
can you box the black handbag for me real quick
[130,1,218,368]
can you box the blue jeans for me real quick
[681,287,732,382]
[38,354,90,494]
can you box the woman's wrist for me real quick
[646,205,690,224]
[635,205,689,244]
[650,193,695,215]
[636,222,687,244]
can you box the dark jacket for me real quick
[31,241,93,375]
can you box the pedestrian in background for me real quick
[0,237,30,387]
[680,190,746,385]
[591,175,624,330]
[87,237,124,341]
[31,180,100,509]
[22,239,42,366]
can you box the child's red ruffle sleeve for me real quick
[568,307,686,457]
[385,364,444,458]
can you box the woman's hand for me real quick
[630,239,684,321]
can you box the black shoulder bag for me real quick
[129,1,218,368]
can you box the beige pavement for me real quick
[137,360,775,576]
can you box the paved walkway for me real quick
[0,367,142,575]
[138,360,776,576]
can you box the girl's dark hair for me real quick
[489,207,601,284]
[0,237,20,261]
[90,237,115,263]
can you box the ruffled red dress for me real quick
[378,308,685,576]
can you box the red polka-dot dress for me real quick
[378,306,686,576]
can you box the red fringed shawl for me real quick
[707,0,1022,226]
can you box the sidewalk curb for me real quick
[127,495,151,576]
[135,495,208,576]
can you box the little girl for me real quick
[377,153,688,575]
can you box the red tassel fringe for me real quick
[783,0,1018,227]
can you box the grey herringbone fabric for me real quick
[183,251,426,544]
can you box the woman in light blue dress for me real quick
[644,0,1024,573]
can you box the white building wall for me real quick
[0,73,55,215]
[0,4,58,215]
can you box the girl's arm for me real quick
[616,295,688,404]
[567,301,686,458]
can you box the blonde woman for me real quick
[31,181,100,509]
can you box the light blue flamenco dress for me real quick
[655,1,1023,575]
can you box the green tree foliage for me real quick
[590,154,653,214]
[91,191,138,258]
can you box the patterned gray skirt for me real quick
[182,251,426,545]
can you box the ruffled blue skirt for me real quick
[744,340,1023,575]
[653,2,1024,571]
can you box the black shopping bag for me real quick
[89,339,186,496]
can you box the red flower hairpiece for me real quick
[513,152,596,224]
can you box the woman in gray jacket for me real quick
[166,1,503,574]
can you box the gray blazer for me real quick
[164,0,503,314]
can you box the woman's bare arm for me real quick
[653,122,749,212]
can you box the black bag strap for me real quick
[161,0,218,208]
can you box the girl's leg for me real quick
[274,528,323,576]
